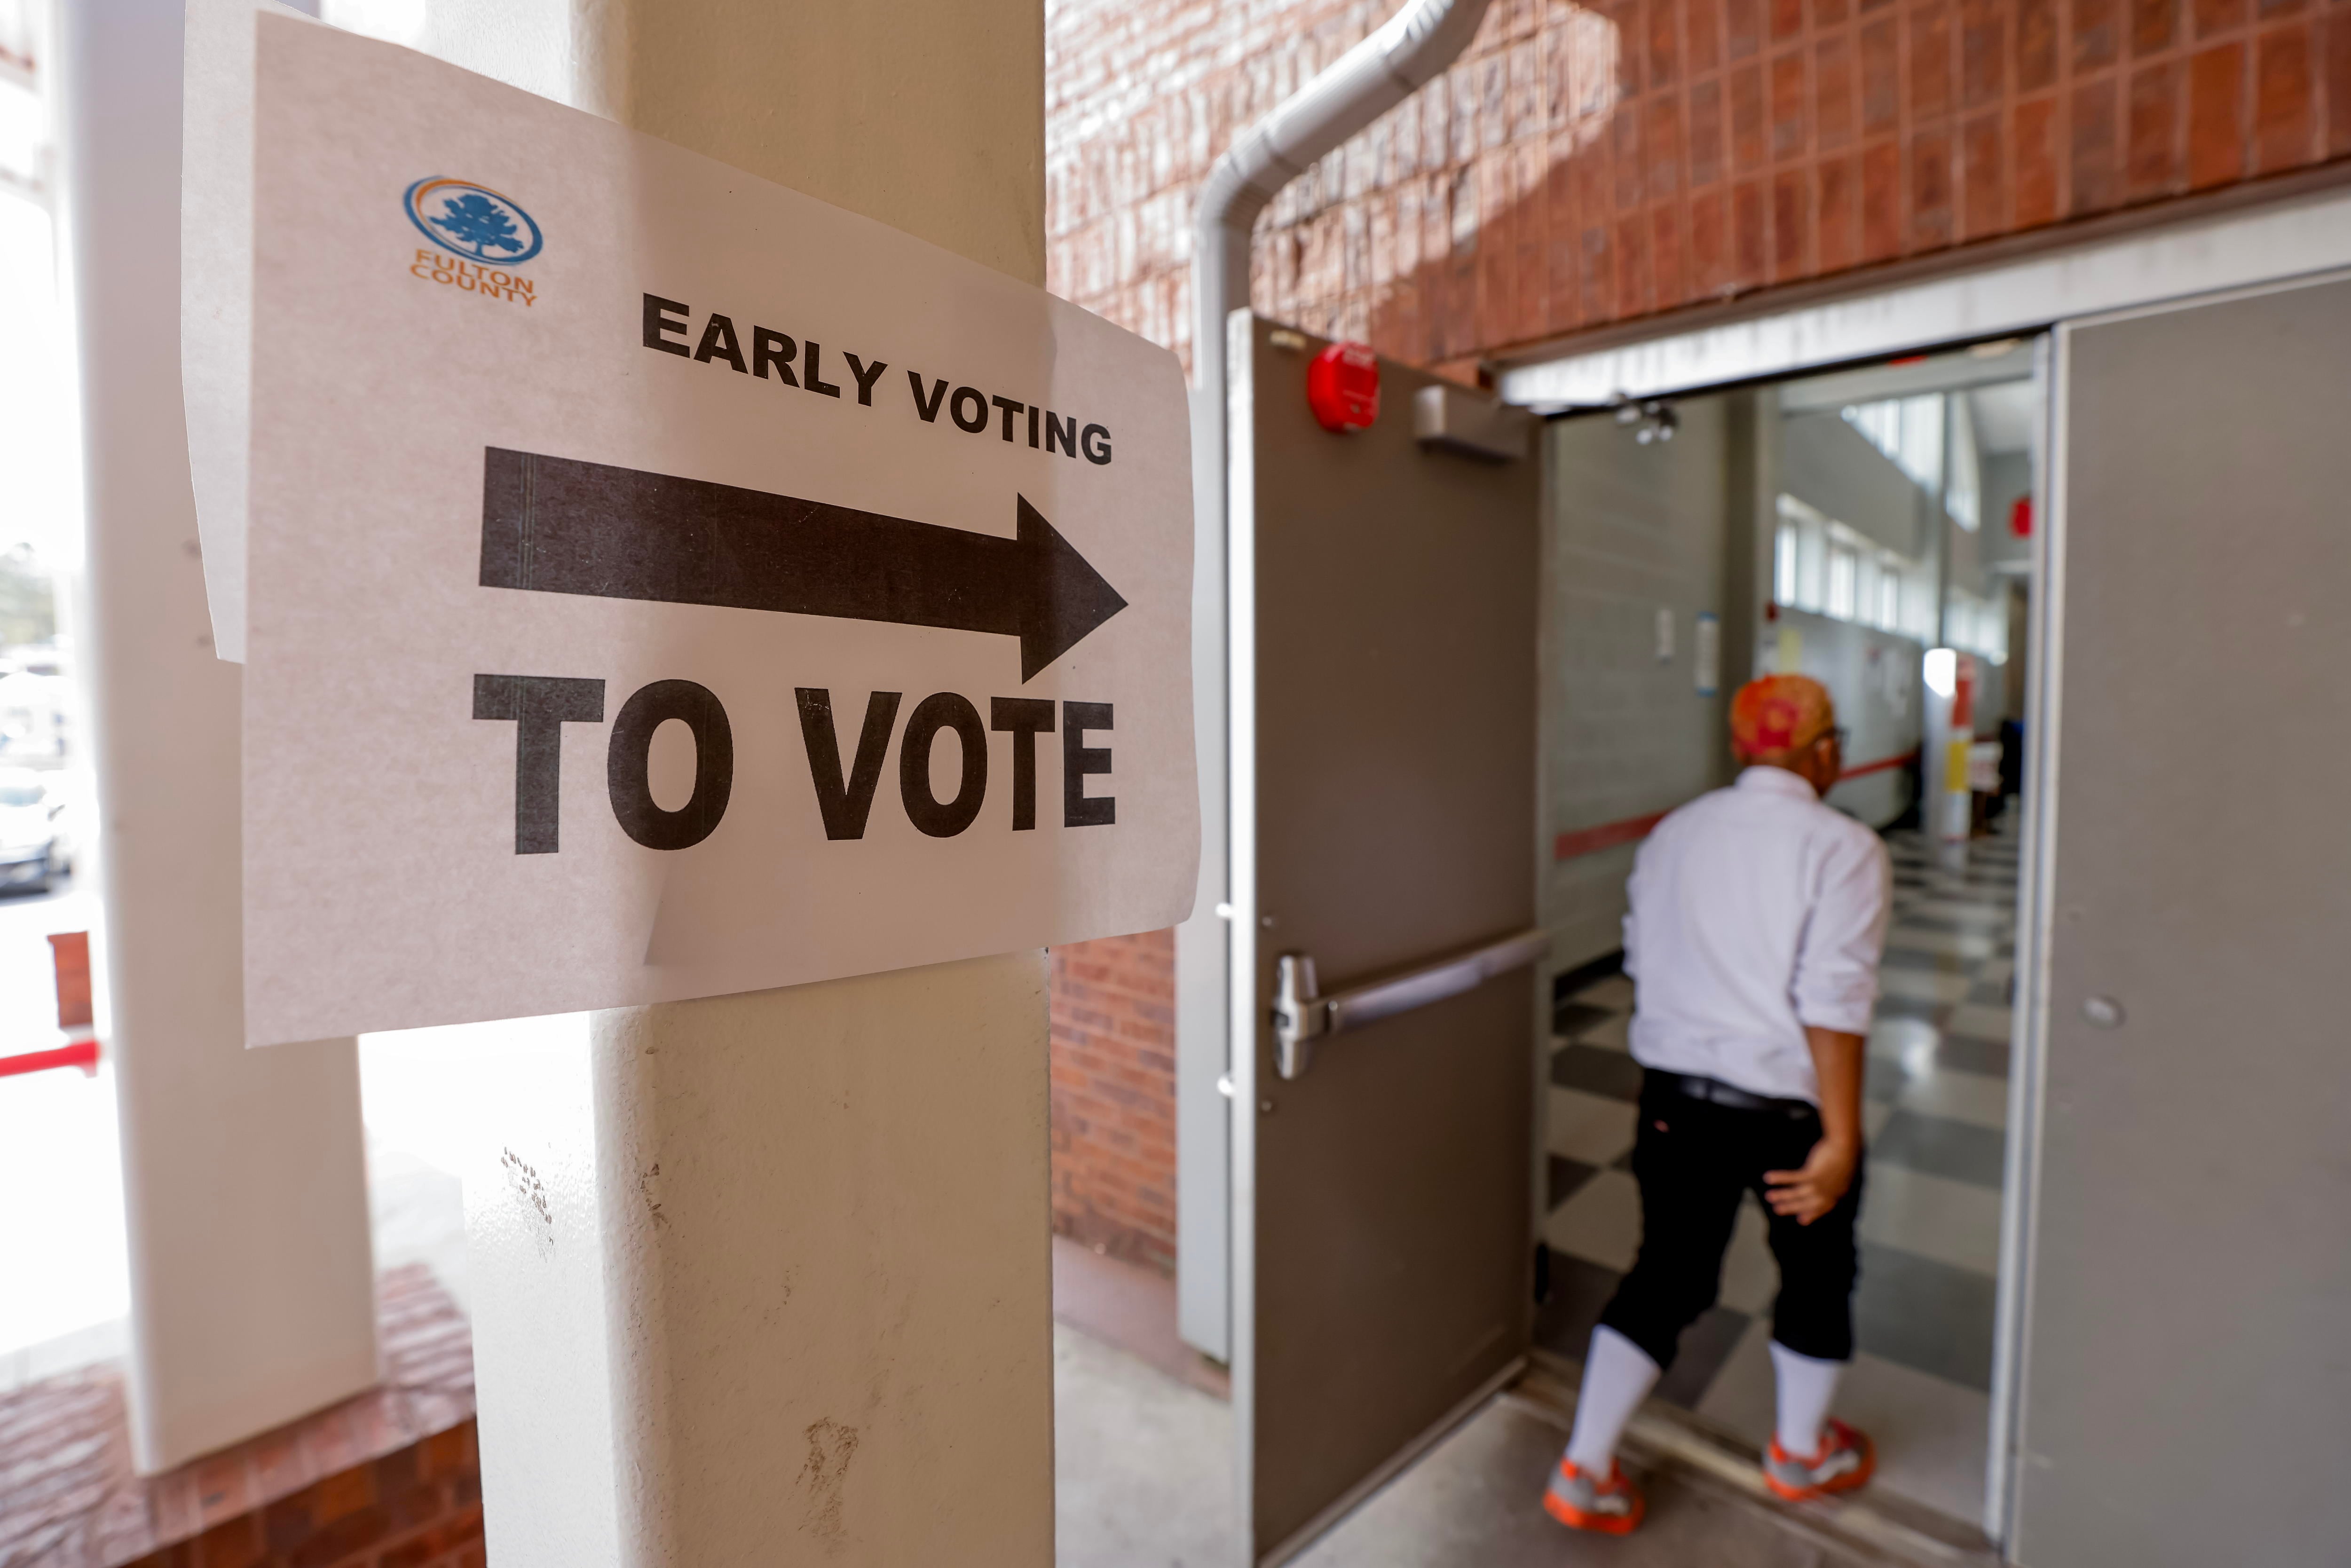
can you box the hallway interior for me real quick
[1538,820,2020,1529]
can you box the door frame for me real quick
[1178,129,2351,1405]
[1497,188,2351,1553]
[1494,174,2351,410]
[1225,305,1265,1550]
[1990,333,2056,1550]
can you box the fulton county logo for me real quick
[404,177,542,263]
[404,176,541,307]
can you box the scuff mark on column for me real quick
[798,1417,861,1548]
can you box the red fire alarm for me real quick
[1306,341,1380,432]
[2009,495,2033,537]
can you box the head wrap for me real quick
[1730,674,1836,755]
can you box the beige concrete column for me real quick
[411,2,1057,1562]
[55,0,379,1474]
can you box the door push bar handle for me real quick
[1271,928,1551,1081]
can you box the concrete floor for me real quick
[1055,1322,1236,1568]
[1053,1321,1877,1568]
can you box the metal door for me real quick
[1226,315,1542,1564]
[2007,273,2351,1562]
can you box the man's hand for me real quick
[1764,1136,1859,1225]
[1770,1023,1869,1226]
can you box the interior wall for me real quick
[1980,453,2034,569]
[1965,641,2012,739]
[1542,359,2047,935]
[1718,389,1772,750]
[1977,449,2035,739]
[1540,399,1733,974]
[1759,609,1922,828]
[2005,586,2031,725]
[1768,371,2034,809]
[1780,412,1929,559]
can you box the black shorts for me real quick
[1597,1069,1865,1368]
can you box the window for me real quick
[1840,392,1981,531]
[1841,394,1944,493]
[1827,546,1857,620]
[1775,494,1828,614]
[1777,493,1940,642]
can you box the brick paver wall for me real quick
[120,1424,483,1568]
[1048,930,1180,1271]
[1050,0,1380,375]
[1043,0,2349,1270]
[1052,0,2351,371]
[3,1266,477,1568]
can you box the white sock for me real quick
[1769,1339,1846,1459]
[1564,1326,1661,1475]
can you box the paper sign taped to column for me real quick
[236,16,1197,1046]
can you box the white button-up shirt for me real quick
[1623,766,1892,1104]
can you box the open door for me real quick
[1226,315,1543,1564]
[2006,273,2351,1561]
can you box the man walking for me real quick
[1545,673,1891,1534]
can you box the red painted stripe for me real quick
[0,1039,99,1079]
[1553,810,1670,862]
[1838,748,1920,781]
[1553,749,1925,862]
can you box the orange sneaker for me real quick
[1763,1418,1875,1501]
[1544,1457,1646,1535]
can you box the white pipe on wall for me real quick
[1176,0,1494,1361]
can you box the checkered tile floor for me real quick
[1537,821,2020,1526]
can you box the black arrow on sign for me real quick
[478,448,1128,681]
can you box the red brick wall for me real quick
[1050,0,1375,375]
[125,1423,483,1568]
[1041,0,2351,1272]
[1048,930,1179,1271]
[48,929,92,1029]
[5,1265,479,1568]
[1050,0,2351,371]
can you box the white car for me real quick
[0,769,71,894]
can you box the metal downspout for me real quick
[1173,0,1496,1363]
[1193,0,1497,412]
